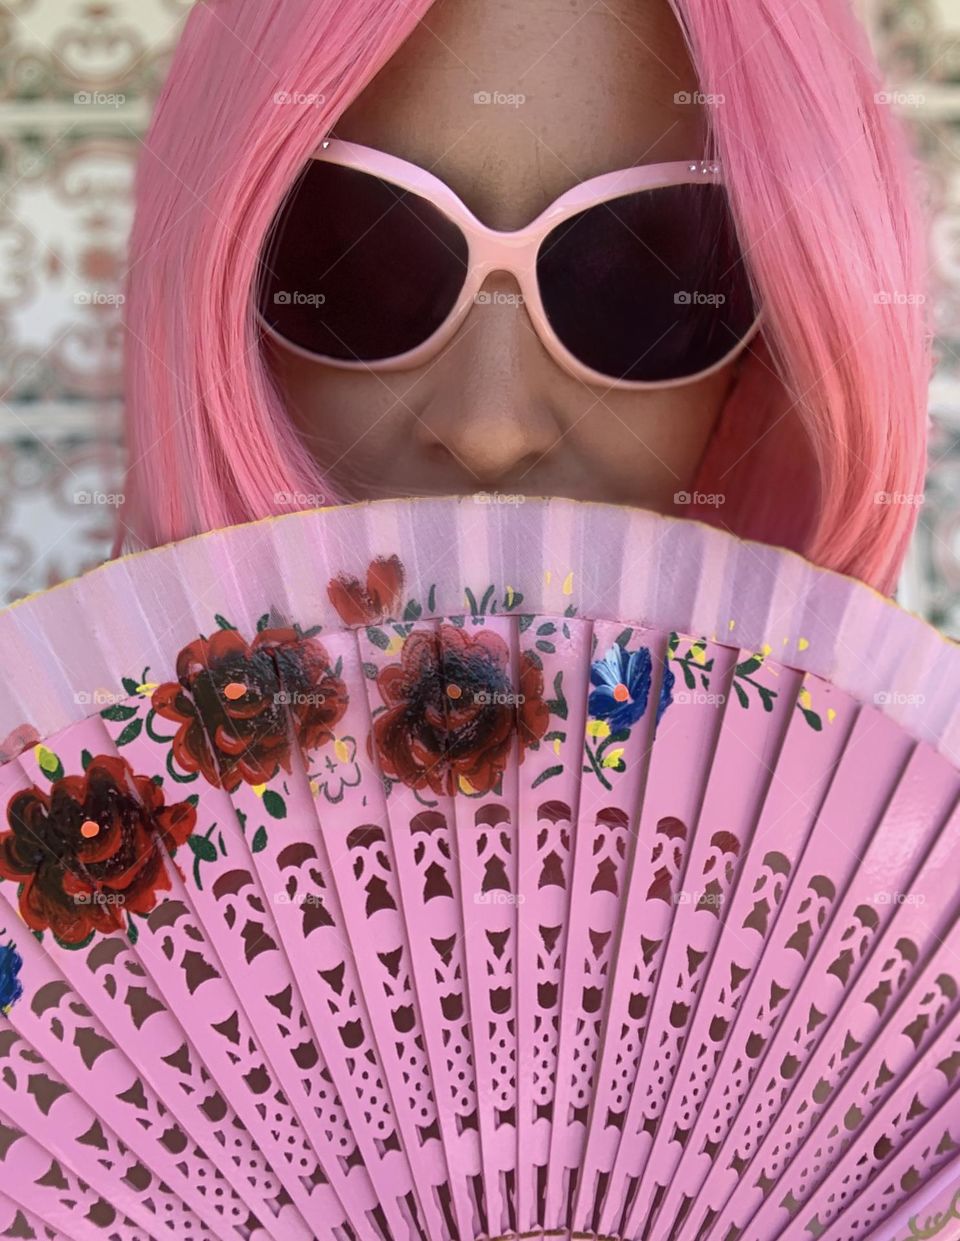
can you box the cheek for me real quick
[587,365,735,500]
[266,344,398,446]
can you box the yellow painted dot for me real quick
[728,619,736,631]
[798,637,809,651]
[35,745,59,774]
[587,720,611,739]
[827,708,837,724]
[562,571,574,595]
[693,646,707,666]
[544,570,553,586]
[386,635,405,655]
[799,688,812,710]
[760,643,772,658]
[136,682,159,696]
[334,738,350,763]
[601,748,625,769]
[80,819,100,839]
[458,775,478,795]
[309,779,319,796]
[223,681,247,700]
[252,783,267,797]
[506,586,515,607]
[552,738,562,756]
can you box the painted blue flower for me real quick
[656,660,676,725]
[589,643,652,731]
[0,940,23,1014]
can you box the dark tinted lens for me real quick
[536,182,756,382]
[258,160,469,361]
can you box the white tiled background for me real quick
[0,0,957,626]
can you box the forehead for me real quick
[328,0,706,229]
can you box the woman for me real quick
[114,0,930,597]
[0,6,950,1239]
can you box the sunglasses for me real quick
[256,137,761,389]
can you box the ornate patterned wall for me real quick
[0,0,958,626]
[0,0,190,602]
[864,0,960,631]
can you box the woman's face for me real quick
[265,0,738,509]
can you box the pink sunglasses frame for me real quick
[258,137,763,390]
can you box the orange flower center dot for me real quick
[223,681,248,700]
[80,819,100,839]
[446,683,463,700]
[613,683,630,702]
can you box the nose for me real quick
[412,271,563,487]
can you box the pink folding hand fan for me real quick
[0,495,959,1241]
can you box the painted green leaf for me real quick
[214,614,237,631]
[115,717,143,747]
[546,670,568,720]
[81,750,94,770]
[188,836,218,863]
[531,764,563,789]
[757,687,777,712]
[403,598,422,622]
[366,626,390,650]
[100,703,137,722]
[262,790,286,819]
[799,705,823,731]
[251,826,268,853]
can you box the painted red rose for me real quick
[328,555,405,625]
[0,754,196,946]
[518,650,550,755]
[151,627,348,792]
[372,624,547,796]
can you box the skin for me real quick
[265,0,740,509]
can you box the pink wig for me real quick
[114,0,931,595]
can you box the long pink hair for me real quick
[114,0,931,595]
